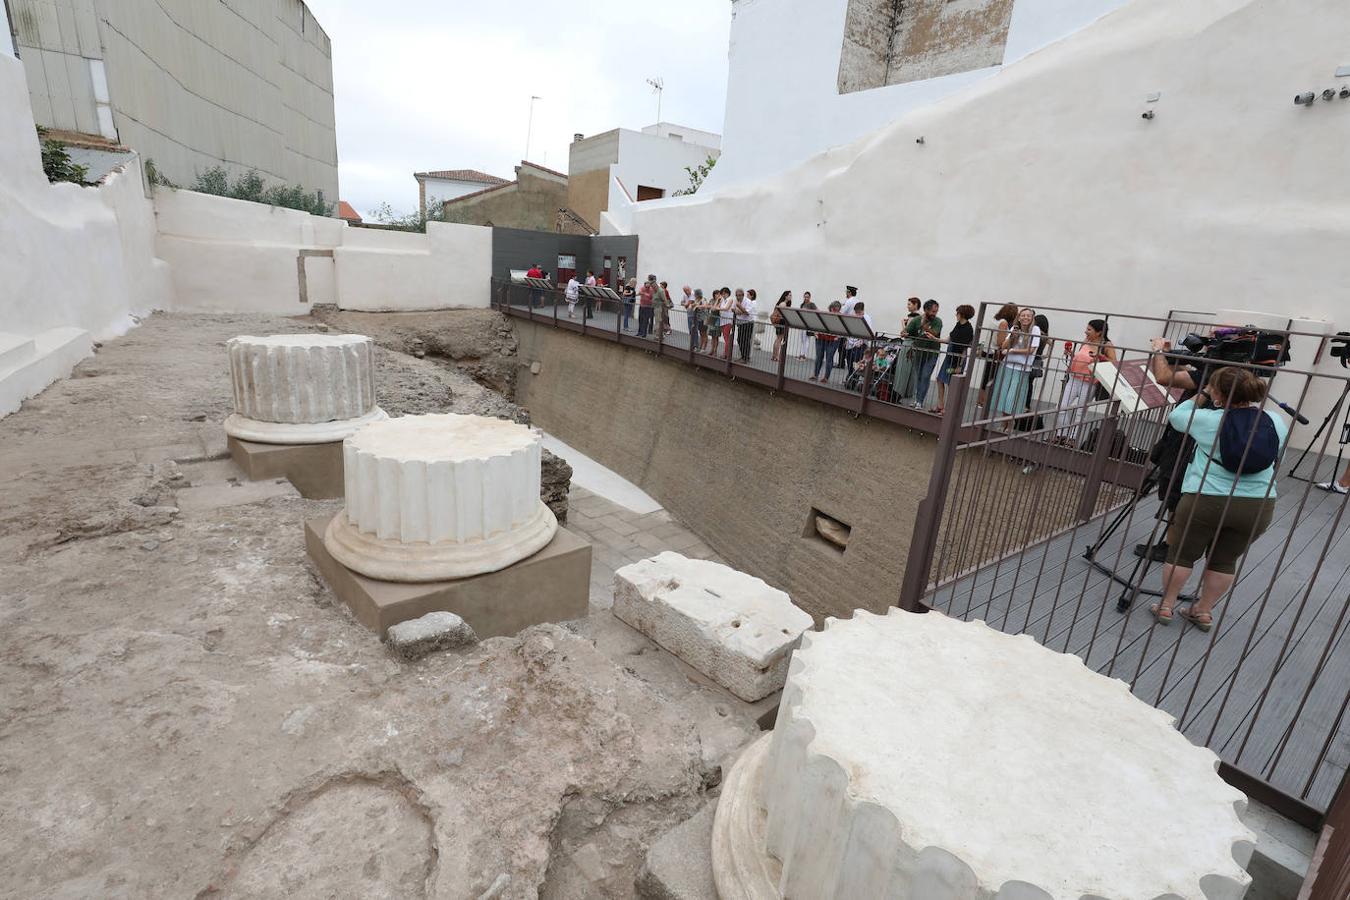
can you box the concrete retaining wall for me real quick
[511,319,935,622]
[155,189,493,313]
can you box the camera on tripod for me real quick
[1330,331,1349,368]
[1167,328,1292,370]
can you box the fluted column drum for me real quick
[712,611,1255,900]
[224,334,387,444]
[323,414,558,582]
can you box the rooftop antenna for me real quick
[645,77,664,123]
[525,95,542,160]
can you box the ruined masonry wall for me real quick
[512,321,935,622]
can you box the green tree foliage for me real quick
[367,200,449,234]
[672,155,717,196]
[36,127,89,185]
[187,165,332,216]
[143,158,176,188]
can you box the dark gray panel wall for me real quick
[491,228,638,286]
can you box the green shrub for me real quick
[189,166,332,216]
[144,158,176,188]
[36,127,89,185]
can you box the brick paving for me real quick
[564,485,724,611]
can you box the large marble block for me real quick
[323,414,557,582]
[613,552,812,701]
[713,610,1255,900]
[224,333,386,444]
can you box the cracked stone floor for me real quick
[0,312,759,899]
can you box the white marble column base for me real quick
[711,733,781,900]
[223,406,388,445]
[323,501,557,583]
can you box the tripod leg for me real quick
[1287,389,1347,480]
[1115,550,1153,612]
[1085,466,1160,561]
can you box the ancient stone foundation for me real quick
[224,333,387,444]
[713,610,1255,900]
[613,552,812,702]
[324,413,558,582]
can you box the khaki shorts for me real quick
[1167,493,1275,574]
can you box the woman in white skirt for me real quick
[990,307,1041,420]
[1056,318,1116,445]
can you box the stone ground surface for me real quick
[0,311,758,900]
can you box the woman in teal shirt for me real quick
[1152,367,1288,630]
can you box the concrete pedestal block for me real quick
[223,333,387,444]
[305,515,590,638]
[714,610,1256,900]
[324,413,557,582]
[613,552,812,702]
[227,435,344,499]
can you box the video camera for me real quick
[1167,327,1291,371]
[1330,331,1349,368]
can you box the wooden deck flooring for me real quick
[928,475,1350,812]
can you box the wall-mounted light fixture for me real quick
[1341,86,1350,99]
[1294,92,1316,106]
[915,136,925,145]
[1322,88,1337,102]
[1141,110,1155,120]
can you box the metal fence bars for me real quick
[902,316,1350,826]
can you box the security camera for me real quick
[1294,92,1316,106]
[1141,110,1155,120]
[1322,88,1337,102]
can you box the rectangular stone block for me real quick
[613,552,813,702]
[305,515,592,638]
[229,435,345,499]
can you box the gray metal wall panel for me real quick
[15,0,337,202]
[490,229,640,287]
[39,47,75,129]
[62,51,97,134]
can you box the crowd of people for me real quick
[515,270,1346,635]
[536,275,1131,437]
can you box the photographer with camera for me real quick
[1134,336,1218,561]
[1149,367,1287,629]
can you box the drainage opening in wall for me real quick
[803,508,850,554]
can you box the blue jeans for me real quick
[914,349,940,404]
[623,301,634,330]
[813,339,834,381]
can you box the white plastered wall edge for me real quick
[0,52,174,419]
[631,0,1350,446]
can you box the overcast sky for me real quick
[304,1,733,218]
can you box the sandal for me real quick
[1179,607,1213,632]
[1150,603,1174,626]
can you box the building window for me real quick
[636,185,665,202]
[837,0,1015,94]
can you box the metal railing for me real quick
[495,278,1348,822]
[491,278,950,434]
[901,317,1350,826]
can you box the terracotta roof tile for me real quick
[337,200,362,222]
[519,160,568,180]
[413,168,509,185]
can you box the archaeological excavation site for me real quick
[5,0,1349,898]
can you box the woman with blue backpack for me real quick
[1151,366,1287,630]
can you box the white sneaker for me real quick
[1316,481,1349,495]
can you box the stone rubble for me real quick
[385,611,479,661]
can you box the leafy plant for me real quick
[673,155,717,196]
[143,158,176,188]
[367,200,449,233]
[189,166,332,216]
[36,127,89,185]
